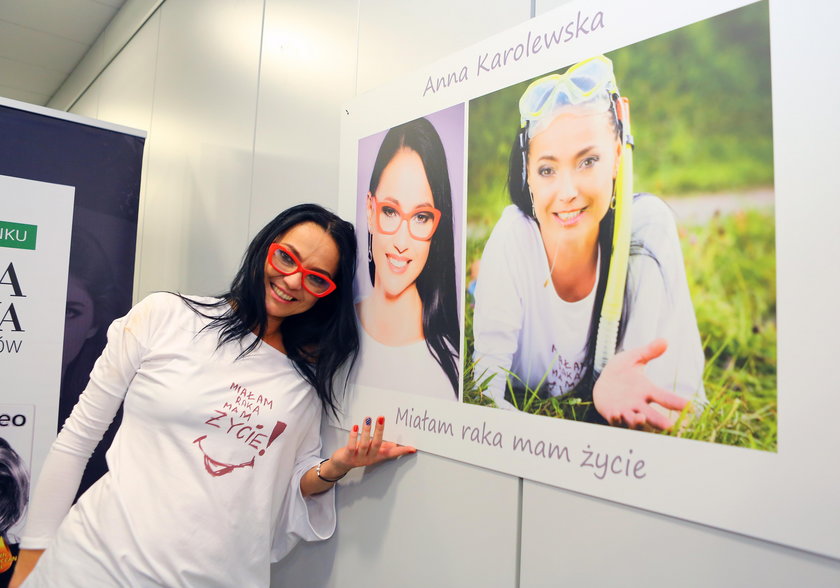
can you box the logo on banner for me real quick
[0,221,37,251]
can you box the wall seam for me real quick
[246,0,268,237]
[132,6,164,302]
[353,0,362,97]
[516,477,523,587]
[64,0,167,112]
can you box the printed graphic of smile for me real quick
[270,282,296,302]
[552,207,586,226]
[386,253,410,273]
[193,436,255,477]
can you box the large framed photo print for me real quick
[337,0,840,560]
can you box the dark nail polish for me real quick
[365,417,372,426]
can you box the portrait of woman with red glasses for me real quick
[354,113,462,401]
[12,204,414,588]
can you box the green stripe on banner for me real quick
[0,220,38,250]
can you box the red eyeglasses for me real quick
[370,195,441,241]
[266,243,336,297]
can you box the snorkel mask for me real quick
[519,54,620,139]
[518,55,634,374]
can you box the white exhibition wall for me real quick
[45,0,840,586]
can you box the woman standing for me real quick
[12,204,414,587]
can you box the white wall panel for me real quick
[535,0,575,16]
[520,481,840,587]
[67,79,100,118]
[49,0,164,111]
[272,425,521,588]
[100,0,164,62]
[137,0,262,297]
[48,36,106,110]
[249,0,358,234]
[267,2,528,585]
[356,0,531,94]
[94,11,159,303]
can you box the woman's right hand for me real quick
[593,339,689,430]
[9,548,44,588]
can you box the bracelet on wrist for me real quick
[316,458,347,483]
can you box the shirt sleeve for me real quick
[19,295,159,548]
[621,196,706,404]
[270,403,336,562]
[472,208,527,409]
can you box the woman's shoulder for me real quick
[133,292,219,312]
[628,194,686,288]
[485,205,538,251]
[127,293,225,327]
[498,204,533,229]
[631,193,680,245]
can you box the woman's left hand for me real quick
[593,339,689,430]
[303,416,416,495]
[330,416,416,473]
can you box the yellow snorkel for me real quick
[594,96,633,374]
[518,56,633,374]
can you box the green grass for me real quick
[462,208,777,451]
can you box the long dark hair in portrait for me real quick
[181,204,359,417]
[367,117,460,397]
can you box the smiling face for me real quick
[263,221,340,327]
[526,110,620,250]
[368,147,434,299]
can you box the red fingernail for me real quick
[377,416,385,426]
[352,424,359,433]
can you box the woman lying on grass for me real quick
[471,55,706,429]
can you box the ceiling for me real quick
[0,0,128,107]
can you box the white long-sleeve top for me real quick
[472,196,706,408]
[21,293,335,587]
[354,316,458,401]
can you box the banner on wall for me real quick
[339,0,840,560]
[0,98,145,581]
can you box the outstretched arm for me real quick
[593,339,689,430]
[9,549,43,588]
[300,416,415,496]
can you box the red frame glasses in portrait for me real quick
[370,195,442,241]
[266,243,337,297]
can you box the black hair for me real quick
[0,437,29,536]
[367,118,460,397]
[179,204,359,417]
[506,100,631,410]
